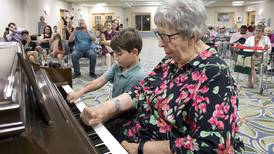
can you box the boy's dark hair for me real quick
[110,27,142,55]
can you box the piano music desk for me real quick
[31,63,72,87]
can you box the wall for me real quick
[263,0,274,29]
[71,4,124,30]
[71,4,158,30]
[205,3,266,29]
[206,6,253,29]
[0,0,25,36]
[124,6,158,29]
[0,0,71,36]
[245,3,264,24]
[24,0,71,34]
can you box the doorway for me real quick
[247,11,256,25]
[135,14,151,31]
[91,13,114,28]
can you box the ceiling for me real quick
[61,0,264,8]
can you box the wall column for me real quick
[263,0,274,29]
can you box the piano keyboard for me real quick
[62,85,128,154]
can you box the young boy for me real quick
[67,27,146,142]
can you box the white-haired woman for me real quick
[80,0,244,153]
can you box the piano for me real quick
[0,42,128,154]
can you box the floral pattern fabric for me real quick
[125,49,244,153]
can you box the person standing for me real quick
[38,16,47,36]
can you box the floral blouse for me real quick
[125,49,244,153]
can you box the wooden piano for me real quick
[0,42,127,154]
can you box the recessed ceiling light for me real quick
[232,3,243,6]
[96,3,107,6]
[232,1,244,4]
[143,2,164,4]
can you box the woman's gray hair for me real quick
[154,0,207,41]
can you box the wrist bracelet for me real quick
[138,141,146,154]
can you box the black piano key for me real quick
[73,112,81,118]
[89,134,103,145]
[95,144,110,154]
[71,107,80,114]
[81,125,95,134]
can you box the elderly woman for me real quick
[244,24,272,88]
[264,26,274,44]
[80,0,244,153]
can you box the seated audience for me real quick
[67,27,146,142]
[50,34,65,62]
[100,20,118,68]
[3,22,25,43]
[247,22,255,34]
[264,26,274,44]
[229,25,250,44]
[39,25,53,51]
[53,25,59,36]
[21,30,45,64]
[215,26,230,58]
[80,0,244,153]
[208,25,217,43]
[111,19,120,32]
[229,25,250,60]
[22,30,38,63]
[69,19,97,78]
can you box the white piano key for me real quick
[62,85,128,154]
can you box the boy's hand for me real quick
[67,91,82,103]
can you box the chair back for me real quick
[236,37,246,44]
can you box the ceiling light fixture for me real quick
[232,1,244,4]
[96,3,107,6]
[232,3,243,6]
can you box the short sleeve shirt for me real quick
[104,62,146,98]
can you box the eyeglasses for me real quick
[255,29,263,32]
[154,31,181,43]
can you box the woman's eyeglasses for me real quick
[154,31,181,43]
[255,29,263,32]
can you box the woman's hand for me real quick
[121,141,138,154]
[80,104,108,126]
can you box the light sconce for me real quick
[44,6,50,15]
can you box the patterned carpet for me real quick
[71,36,274,154]
[237,85,274,154]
